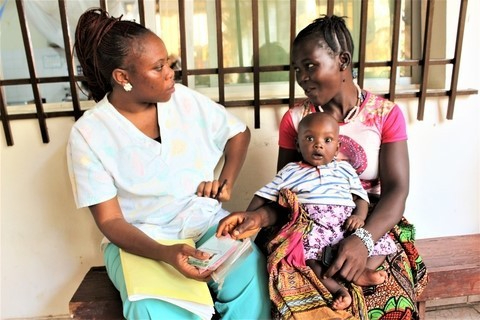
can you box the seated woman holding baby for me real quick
[217,15,428,320]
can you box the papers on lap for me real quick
[119,239,214,320]
[188,235,246,272]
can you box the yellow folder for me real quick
[119,239,214,320]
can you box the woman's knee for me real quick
[213,243,271,319]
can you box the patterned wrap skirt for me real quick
[262,188,428,320]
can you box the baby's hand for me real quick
[343,215,365,232]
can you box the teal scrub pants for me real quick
[104,227,271,320]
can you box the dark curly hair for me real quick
[74,8,150,101]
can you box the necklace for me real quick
[314,82,364,123]
[343,82,363,123]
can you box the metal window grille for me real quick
[0,0,477,146]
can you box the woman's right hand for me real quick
[216,211,262,240]
[163,243,214,281]
[323,234,369,282]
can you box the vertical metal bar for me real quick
[215,0,225,106]
[417,0,435,120]
[16,0,49,143]
[0,87,14,146]
[252,0,260,128]
[388,0,403,101]
[288,0,297,108]
[58,0,82,120]
[356,0,368,88]
[178,0,188,86]
[410,0,422,83]
[262,1,270,44]
[234,0,248,83]
[327,0,334,16]
[99,0,106,11]
[446,0,468,119]
[137,0,145,26]
[235,0,244,68]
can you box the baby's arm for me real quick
[343,195,369,232]
[246,194,269,211]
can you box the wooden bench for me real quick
[69,266,220,319]
[70,266,123,319]
[416,233,480,319]
[70,234,480,319]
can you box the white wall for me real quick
[1,2,480,320]
[1,119,104,319]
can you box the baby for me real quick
[253,112,397,310]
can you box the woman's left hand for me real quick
[323,234,369,282]
[163,243,214,281]
[196,179,230,202]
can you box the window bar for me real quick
[356,0,369,88]
[16,0,49,143]
[388,0,403,101]
[326,0,334,17]
[58,0,82,120]
[288,0,297,108]
[417,0,435,120]
[446,0,468,119]
[177,0,188,85]
[137,0,145,26]
[215,0,225,107]
[252,0,260,128]
[234,0,245,78]
[0,87,14,146]
[262,1,270,44]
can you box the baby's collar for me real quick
[298,160,337,169]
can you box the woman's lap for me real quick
[364,249,418,319]
[104,242,199,320]
[364,219,428,319]
[103,227,271,320]
[262,189,427,319]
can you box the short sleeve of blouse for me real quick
[382,105,407,143]
[67,127,117,208]
[186,85,246,149]
[278,109,297,149]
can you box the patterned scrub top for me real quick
[67,84,246,243]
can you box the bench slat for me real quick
[416,233,480,301]
[70,266,123,319]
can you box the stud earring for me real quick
[123,82,133,92]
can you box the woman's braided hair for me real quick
[293,15,354,57]
[74,8,150,102]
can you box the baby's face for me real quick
[297,115,339,166]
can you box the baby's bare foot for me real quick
[355,269,388,286]
[331,288,352,310]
